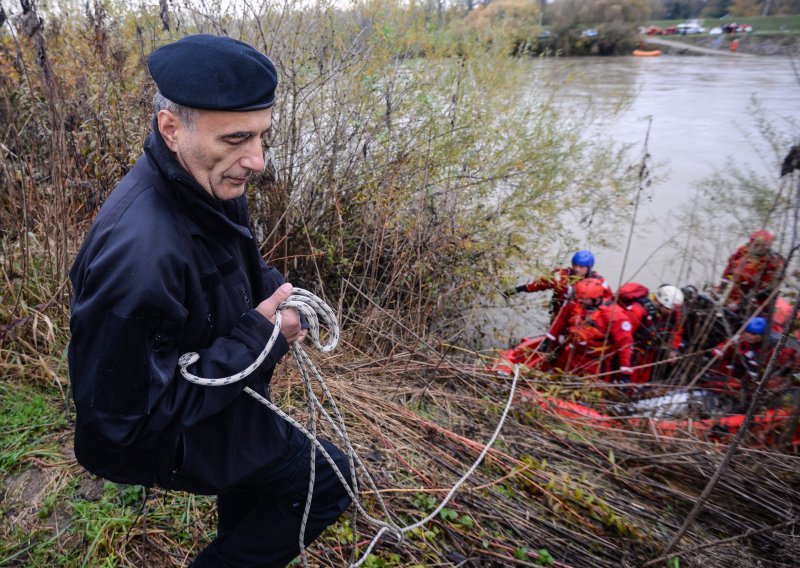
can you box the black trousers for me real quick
[192,437,352,568]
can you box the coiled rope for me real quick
[178,287,519,566]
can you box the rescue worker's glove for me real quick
[544,351,559,364]
[615,367,634,383]
[539,339,559,363]
[504,285,528,296]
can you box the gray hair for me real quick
[153,91,198,130]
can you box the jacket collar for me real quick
[143,119,253,240]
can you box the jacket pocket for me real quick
[92,311,150,416]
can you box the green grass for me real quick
[0,382,68,475]
[648,15,800,34]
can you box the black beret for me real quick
[147,34,278,111]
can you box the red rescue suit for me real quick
[721,245,784,309]
[772,297,799,338]
[522,267,612,319]
[623,300,684,384]
[706,336,800,395]
[546,300,634,380]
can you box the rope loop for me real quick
[283,288,339,352]
[178,287,339,386]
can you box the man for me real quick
[719,230,785,316]
[618,283,684,384]
[706,316,800,400]
[508,250,612,322]
[68,35,351,567]
[542,278,634,382]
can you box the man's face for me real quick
[655,303,672,316]
[159,107,273,201]
[750,238,770,256]
[572,264,589,277]
[741,331,764,344]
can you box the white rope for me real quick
[178,288,338,385]
[178,287,519,566]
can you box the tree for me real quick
[550,0,650,29]
[462,0,541,53]
[701,0,734,17]
[730,0,763,16]
[547,0,650,55]
[775,0,800,14]
[650,0,709,19]
[463,0,540,30]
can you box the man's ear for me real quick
[157,109,181,152]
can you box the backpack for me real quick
[617,282,649,306]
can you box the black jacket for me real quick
[68,126,295,493]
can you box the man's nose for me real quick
[240,138,266,172]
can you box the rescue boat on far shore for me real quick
[633,49,662,57]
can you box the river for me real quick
[481,55,800,348]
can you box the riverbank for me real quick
[641,36,757,57]
[4,349,800,567]
[641,33,800,57]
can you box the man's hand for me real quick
[256,283,305,343]
[505,285,528,296]
[616,368,633,383]
[544,350,559,364]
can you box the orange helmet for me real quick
[574,278,606,300]
[750,230,774,244]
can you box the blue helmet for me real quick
[571,250,595,269]
[745,317,767,335]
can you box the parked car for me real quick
[580,28,598,38]
[677,22,706,35]
[724,23,753,33]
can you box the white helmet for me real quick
[655,285,684,310]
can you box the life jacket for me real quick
[617,283,660,344]
[722,245,785,305]
[568,302,633,356]
[568,307,606,348]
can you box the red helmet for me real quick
[574,278,606,300]
[750,230,774,244]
